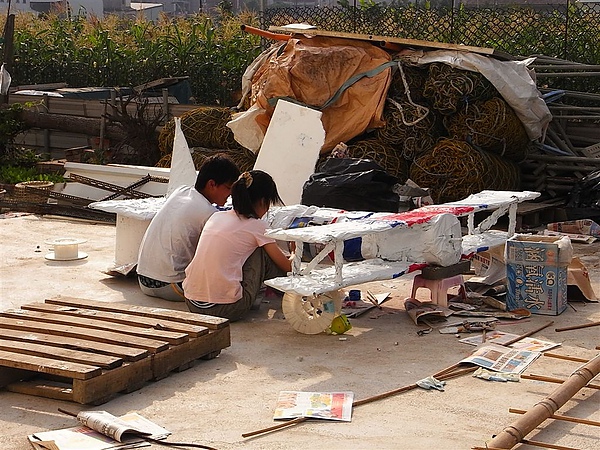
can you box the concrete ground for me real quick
[0,213,599,450]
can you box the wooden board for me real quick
[268,26,507,58]
[0,298,230,404]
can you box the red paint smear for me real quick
[378,206,476,226]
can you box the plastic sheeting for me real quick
[228,36,392,153]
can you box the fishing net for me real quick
[156,147,256,173]
[444,97,530,161]
[158,107,241,155]
[409,138,520,203]
[346,137,409,182]
[375,99,443,161]
[388,63,428,104]
[423,63,498,115]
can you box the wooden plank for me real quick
[152,326,231,380]
[0,298,231,404]
[72,358,153,404]
[0,328,148,361]
[1,308,189,345]
[0,349,101,380]
[22,302,209,338]
[0,338,122,370]
[0,317,169,353]
[46,296,229,330]
[6,380,74,402]
[268,26,499,56]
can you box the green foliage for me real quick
[8,11,262,106]
[0,166,64,184]
[0,103,26,148]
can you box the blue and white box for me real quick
[505,235,573,316]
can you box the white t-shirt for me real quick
[183,210,275,304]
[137,185,216,283]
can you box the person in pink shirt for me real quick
[183,170,293,321]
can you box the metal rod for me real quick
[527,154,600,164]
[555,321,600,332]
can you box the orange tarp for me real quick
[250,36,392,153]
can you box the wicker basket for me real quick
[13,181,54,204]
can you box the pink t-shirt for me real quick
[183,210,275,304]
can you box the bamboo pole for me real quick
[487,354,600,449]
[242,365,475,438]
[521,373,600,390]
[543,353,589,363]
[519,439,579,450]
[243,322,555,439]
[509,408,600,427]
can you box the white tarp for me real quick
[401,50,552,141]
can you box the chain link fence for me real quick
[261,3,600,64]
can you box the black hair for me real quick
[231,170,283,219]
[194,154,240,191]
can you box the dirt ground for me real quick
[0,213,599,450]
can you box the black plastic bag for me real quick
[568,169,600,208]
[301,158,399,212]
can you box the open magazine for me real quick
[460,344,541,374]
[273,391,354,422]
[459,330,560,352]
[28,411,170,450]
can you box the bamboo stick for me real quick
[521,373,600,390]
[241,364,474,438]
[509,408,600,427]
[487,354,600,448]
[502,321,554,346]
[543,353,589,363]
[520,438,579,450]
[243,322,556,439]
[555,321,600,332]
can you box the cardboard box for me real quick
[505,235,573,315]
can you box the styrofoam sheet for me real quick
[265,259,414,296]
[253,100,324,206]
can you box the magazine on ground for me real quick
[459,330,560,352]
[28,411,170,450]
[404,298,454,325]
[273,391,354,422]
[460,343,541,374]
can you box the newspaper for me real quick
[460,330,560,352]
[460,343,541,374]
[404,298,453,325]
[273,391,354,422]
[28,412,170,450]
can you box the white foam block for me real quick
[254,100,324,206]
[167,116,198,196]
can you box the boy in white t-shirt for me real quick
[137,154,240,301]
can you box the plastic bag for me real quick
[301,158,399,212]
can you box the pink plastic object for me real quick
[410,274,466,307]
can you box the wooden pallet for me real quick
[0,297,230,405]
